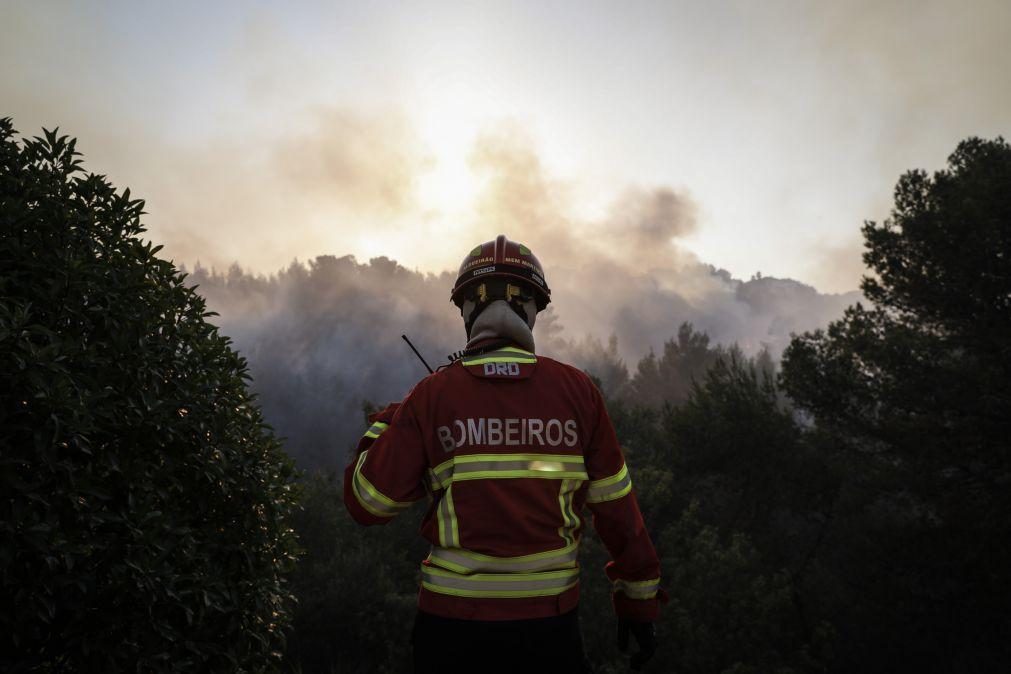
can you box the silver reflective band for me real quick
[421,565,580,598]
[363,421,389,439]
[428,454,587,490]
[352,451,414,518]
[586,463,632,503]
[613,577,660,600]
[428,542,579,574]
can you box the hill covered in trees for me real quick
[188,257,857,471]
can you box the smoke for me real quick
[603,187,698,264]
[0,3,435,274]
[798,0,1011,197]
[467,126,697,271]
[462,128,859,362]
[190,257,461,469]
[804,236,868,296]
[6,0,1009,285]
[116,105,431,273]
[274,108,425,216]
[190,129,859,469]
[9,1,928,469]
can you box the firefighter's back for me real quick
[408,346,605,622]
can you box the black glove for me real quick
[617,619,657,671]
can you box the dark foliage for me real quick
[286,331,834,674]
[284,472,424,674]
[638,352,835,674]
[781,137,1011,673]
[0,120,299,672]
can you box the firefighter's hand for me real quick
[617,619,656,671]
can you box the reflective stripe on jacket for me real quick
[343,345,663,621]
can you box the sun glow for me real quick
[408,54,517,221]
[415,109,484,218]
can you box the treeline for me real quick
[186,250,858,473]
[285,138,1011,673]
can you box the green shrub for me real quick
[0,119,298,672]
[285,472,422,674]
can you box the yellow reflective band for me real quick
[429,454,587,490]
[586,463,633,503]
[421,565,580,598]
[352,450,414,518]
[429,458,454,491]
[499,346,535,354]
[461,346,537,366]
[436,486,460,548]
[362,421,389,439]
[428,541,579,574]
[558,479,581,546]
[613,577,660,600]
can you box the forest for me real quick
[2,118,1009,673]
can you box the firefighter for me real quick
[344,235,665,673]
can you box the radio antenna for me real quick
[402,334,434,374]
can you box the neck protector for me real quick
[465,299,536,353]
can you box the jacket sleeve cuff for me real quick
[613,587,668,621]
[343,461,394,526]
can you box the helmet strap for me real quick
[462,281,534,336]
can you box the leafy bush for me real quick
[284,472,424,674]
[0,119,298,672]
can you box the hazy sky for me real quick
[3,0,1009,292]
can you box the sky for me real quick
[3,0,1010,293]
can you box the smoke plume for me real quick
[190,129,859,469]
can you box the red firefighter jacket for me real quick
[343,344,664,621]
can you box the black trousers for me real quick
[412,609,593,674]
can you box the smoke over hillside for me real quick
[191,241,858,469]
[185,129,861,469]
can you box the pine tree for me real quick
[781,137,1011,673]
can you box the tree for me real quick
[283,472,424,674]
[0,119,298,672]
[781,137,1011,673]
[589,349,836,673]
[625,323,725,408]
